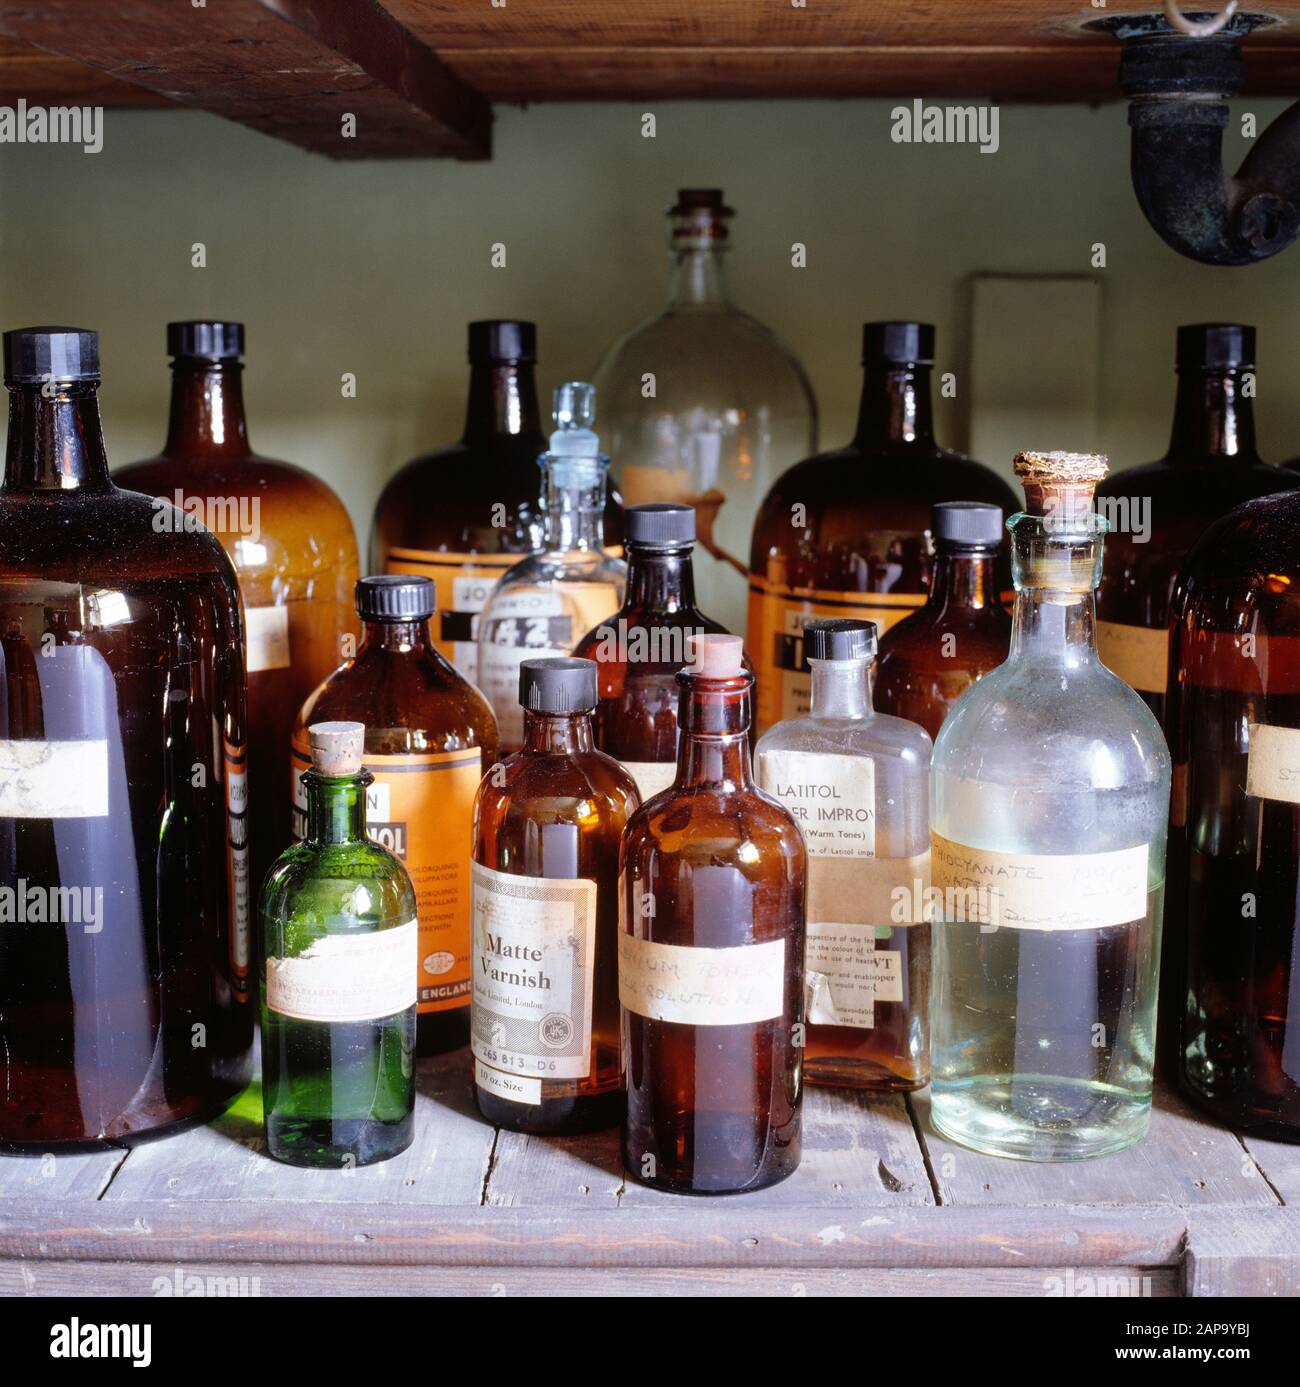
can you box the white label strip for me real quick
[0,739,109,818]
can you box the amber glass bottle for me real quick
[471,658,637,1133]
[1096,323,1299,725]
[1166,491,1300,1139]
[748,322,1016,734]
[292,577,496,1055]
[0,326,251,1148]
[372,322,622,684]
[115,321,359,893]
[573,502,742,801]
[875,502,1011,739]
[620,634,805,1193]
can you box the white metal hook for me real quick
[1163,0,1239,38]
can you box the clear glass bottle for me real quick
[875,502,1011,740]
[471,658,637,1135]
[572,502,743,801]
[756,619,932,1091]
[930,452,1171,1161]
[620,634,806,1193]
[477,383,625,752]
[594,189,817,634]
[115,321,360,893]
[292,576,497,1056]
[261,721,417,1168]
[0,326,252,1150]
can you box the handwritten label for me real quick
[1097,619,1169,695]
[1246,723,1300,805]
[245,604,290,674]
[622,760,678,802]
[618,933,785,1025]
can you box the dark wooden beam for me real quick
[0,0,491,159]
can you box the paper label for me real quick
[622,760,678,802]
[470,861,597,1084]
[266,918,418,1022]
[0,738,109,818]
[746,578,924,732]
[617,933,786,1026]
[475,1059,543,1107]
[805,923,902,1029]
[1246,723,1300,805]
[930,832,1149,932]
[244,604,291,674]
[385,546,521,682]
[757,750,876,858]
[1097,620,1169,696]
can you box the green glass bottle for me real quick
[260,720,418,1167]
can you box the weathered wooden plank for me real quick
[914,1086,1280,1209]
[1184,1208,1300,1297]
[0,33,170,105]
[0,1200,1190,1269]
[100,1053,493,1206]
[0,1146,126,1200]
[487,1127,623,1208]
[1239,1131,1300,1205]
[0,1258,1180,1297]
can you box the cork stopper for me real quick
[1013,450,1108,525]
[691,633,745,678]
[308,721,365,775]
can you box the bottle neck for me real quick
[625,545,697,612]
[1166,368,1258,465]
[163,360,250,458]
[668,245,729,308]
[306,771,370,845]
[808,658,874,719]
[544,466,607,551]
[853,365,936,450]
[3,381,113,493]
[360,617,435,653]
[927,546,999,612]
[523,710,595,754]
[677,673,753,788]
[463,362,542,442]
[1007,514,1104,669]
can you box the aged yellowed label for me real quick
[618,933,785,1025]
[0,738,109,818]
[265,918,417,1022]
[930,832,1149,932]
[757,750,875,858]
[805,923,902,1029]
[1246,723,1300,805]
[474,1059,543,1107]
[622,760,678,803]
[806,850,931,930]
[244,603,291,674]
[1096,619,1169,696]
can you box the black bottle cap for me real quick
[625,502,696,548]
[3,326,99,384]
[933,501,1004,548]
[468,320,536,365]
[355,575,436,622]
[167,320,244,360]
[804,618,877,661]
[1176,323,1255,370]
[863,321,935,367]
[519,657,598,714]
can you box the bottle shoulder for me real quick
[261,842,416,925]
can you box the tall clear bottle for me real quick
[757,619,931,1091]
[477,383,625,752]
[930,452,1170,1161]
[594,189,817,634]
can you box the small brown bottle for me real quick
[471,658,637,1134]
[292,576,496,1055]
[875,502,1011,739]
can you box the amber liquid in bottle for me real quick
[1166,492,1300,1139]
[748,322,1016,734]
[293,578,497,1055]
[372,321,621,684]
[0,328,251,1148]
[875,503,1011,740]
[471,658,637,1134]
[115,323,359,893]
[620,635,805,1194]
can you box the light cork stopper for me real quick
[1013,450,1108,523]
[691,633,745,678]
[308,721,365,775]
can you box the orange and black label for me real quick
[224,738,250,999]
[746,576,926,733]
[292,737,485,1014]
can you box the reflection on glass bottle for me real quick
[594,190,817,634]
[477,383,625,752]
[930,452,1170,1162]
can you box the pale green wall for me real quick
[1,98,1295,549]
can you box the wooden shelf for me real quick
[2,1052,1297,1296]
[3,2,1300,159]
